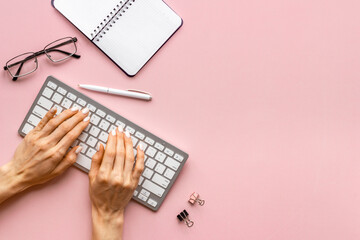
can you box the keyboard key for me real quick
[87,103,96,112]
[164,157,180,171]
[145,137,155,145]
[76,154,91,170]
[174,153,184,162]
[145,158,156,169]
[22,123,34,134]
[154,142,164,151]
[38,96,53,110]
[99,119,110,131]
[53,105,63,115]
[140,189,150,198]
[86,148,97,158]
[57,87,67,95]
[147,198,158,207]
[42,87,54,98]
[79,142,88,154]
[99,131,108,143]
[87,136,98,148]
[76,98,86,107]
[142,180,165,198]
[78,132,88,142]
[133,190,138,197]
[125,126,135,134]
[84,124,91,132]
[137,141,147,151]
[90,114,101,125]
[47,81,57,90]
[96,109,106,117]
[133,149,137,157]
[142,168,154,179]
[131,136,138,147]
[33,105,47,118]
[154,163,166,174]
[89,126,100,137]
[115,120,126,129]
[52,92,63,104]
[145,146,157,158]
[164,168,175,180]
[138,194,148,202]
[72,103,81,110]
[135,131,145,140]
[155,152,166,163]
[152,173,170,188]
[67,92,77,101]
[109,125,116,132]
[138,176,144,185]
[164,148,174,156]
[106,114,115,123]
[61,98,72,109]
[27,114,41,126]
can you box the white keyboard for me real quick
[19,76,188,211]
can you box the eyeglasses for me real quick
[3,37,80,81]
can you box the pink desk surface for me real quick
[1,0,360,239]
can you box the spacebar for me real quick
[142,180,165,197]
[75,153,92,172]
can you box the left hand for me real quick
[0,106,89,202]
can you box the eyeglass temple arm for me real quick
[11,61,25,81]
[44,49,81,59]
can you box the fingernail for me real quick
[82,108,89,114]
[71,106,79,111]
[125,131,130,138]
[118,126,123,132]
[75,146,82,154]
[112,129,116,136]
[96,143,101,151]
[83,116,90,122]
[139,143,144,151]
[50,107,57,113]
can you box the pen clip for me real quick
[126,89,152,97]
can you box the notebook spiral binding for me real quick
[92,0,136,42]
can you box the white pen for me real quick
[78,84,152,101]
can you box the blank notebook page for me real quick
[53,0,120,39]
[94,0,182,76]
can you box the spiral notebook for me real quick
[52,0,183,76]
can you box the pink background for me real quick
[1,0,360,239]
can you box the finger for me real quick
[89,143,105,179]
[123,130,135,179]
[47,107,89,143]
[40,106,80,136]
[55,116,90,153]
[113,126,125,174]
[132,144,145,180]
[34,107,57,131]
[51,146,82,177]
[99,129,117,175]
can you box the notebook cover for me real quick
[51,0,183,77]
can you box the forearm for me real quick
[0,163,26,205]
[92,206,124,240]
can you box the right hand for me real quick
[89,127,144,240]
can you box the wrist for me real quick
[91,205,124,240]
[0,163,27,204]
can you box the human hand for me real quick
[89,127,145,240]
[0,106,90,203]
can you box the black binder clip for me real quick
[189,192,205,206]
[177,209,194,227]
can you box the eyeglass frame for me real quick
[3,37,81,81]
